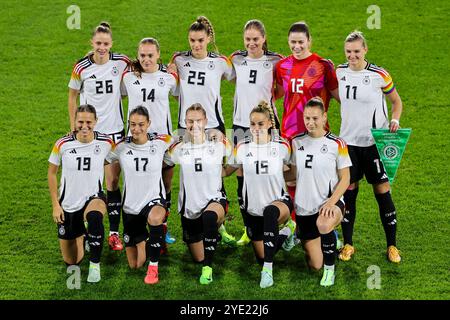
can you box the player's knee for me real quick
[86,211,104,234]
[374,182,390,194]
[316,218,333,234]
[147,211,165,226]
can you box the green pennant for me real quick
[371,128,412,184]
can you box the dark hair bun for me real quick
[99,21,111,29]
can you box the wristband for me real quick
[390,119,400,125]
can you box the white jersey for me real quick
[48,132,114,212]
[336,62,395,147]
[68,53,130,134]
[167,137,232,219]
[171,51,235,129]
[107,133,172,215]
[290,132,352,216]
[232,137,290,216]
[230,50,283,127]
[122,65,178,135]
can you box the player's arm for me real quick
[319,166,350,217]
[48,163,64,224]
[386,89,403,132]
[222,164,239,177]
[68,88,80,132]
[331,88,340,103]
[284,164,297,182]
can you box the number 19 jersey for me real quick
[48,132,114,212]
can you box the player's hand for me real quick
[319,202,339,219]
[167,63,178,75]
[53,205,65,224]
[389,119,400,133]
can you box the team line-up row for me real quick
[50,16,404,287]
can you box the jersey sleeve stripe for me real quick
[111,53,131,63]
[326,133,348,155]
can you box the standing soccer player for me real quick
[169,16,236,245]
[68,22,130,251]
[48,105,113,283]
[107,107,173,284]
[336,31,403,263]
[166,104,233,285]
[229,19,284,246]
[274,21,339,210]
[224,101,296,289]
[122,37,178,245]
[287,97,351,287]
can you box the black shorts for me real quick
[296,200,345,241]
[232,125,251,146]
[107,130,125,144]
[348,145,389,185]
[123,199,167,247]
[245,196,294,241]
[57,192,107,240]
[181,196,228,244]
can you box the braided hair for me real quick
[250,101,279,139]
[189,16,218,53]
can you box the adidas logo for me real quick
[133,80,140,85]
[183,150,190,155]
[264,242,274,247]
[109,210,120,216]
[242,60,247,66]
[381,173,388,180]
[69,149,77,154]
[298,146,304,151]
[126,150,133,155]
[246,152,253,157]
[184,62,191,67]
[89,74,97,79]
[340,76,346,81]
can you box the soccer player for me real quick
[169,16,236,245]
[274,21,339,211]
[48,105,113,283]
[122,37,178,245]
[166,104,232,285]
[336,31,403,263]
[286,97,351,287]
[224,101,296,289]
[107,107,173,284]
[229,19,284,246]
[68,22,130,251]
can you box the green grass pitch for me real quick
[0,0,449,300]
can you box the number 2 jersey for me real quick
[68,53,130,134]
[167,137,232,219]
[290,132,352,216]
[232,137,291,216]
[106,133,173,215]
[230,50,283,128]
[122,65,178,135]
[48,132,114,213]
[171,51,234,129]
[336,62,395,147]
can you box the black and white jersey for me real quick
[290,132,352,216]
[336,62,395,147]
[167,137,232,219]
[230,50,283,127]
[122,64,178,135]
[171,51,235,129]
[107,134,173,215]
[69,53,130,134]
[232,137,290,216]
[49,132,114,212]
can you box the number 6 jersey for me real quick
[290,132,352,216]
[48,132,114,212]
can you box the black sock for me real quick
[263,205,280,263]
[148,225,164,263]
[375,191,397,247]
[321,231,336,266]
[202,211,218,267]
[165,191,172,212]
[342,188,358,245]
[107,189,121,233]
[236,176,246,226]
[86,211,104,263]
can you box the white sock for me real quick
[279,226,291,237]
[263,262,273,271]
[149,261,158,267]
[109,231,119,236]
[90,261,100,267]
[324,264,335,272]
